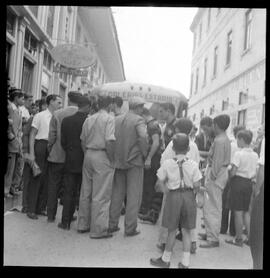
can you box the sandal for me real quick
[225,238,243,247]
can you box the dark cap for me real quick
[68,91,82,104]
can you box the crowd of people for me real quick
[5,78,264,269]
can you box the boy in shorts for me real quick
[150,133,203,268]
[225,130,258,247]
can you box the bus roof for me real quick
[91,81,188,105]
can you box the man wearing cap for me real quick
[109,96,149,237]
[58,96,91,230]
[46,91,81,222]
[78,95,115,239]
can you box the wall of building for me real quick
[188,8,266,139]
[6,6,124,108]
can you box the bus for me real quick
[91,81,188,119]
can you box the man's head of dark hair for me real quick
[24,93,33,100]
[200,116,213,127]
[9,89,24,102]
[77,96,91,108]
[233,125,245,138]
[142,107,151,116]
[46,94,60,106]
[113,96,123,108]
[68,91,82,104]
[174,118,193,135]
[213,114,230,131]
[237,129,253,145]
[38,99,47,111]
[172,133,189,153]
[98,95,113,109]
[160,102,175,115]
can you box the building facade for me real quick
[6,6,125,106]
[188,8,266,139]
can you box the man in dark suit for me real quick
[58,96,91,230]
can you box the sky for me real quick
[112,7,198,98]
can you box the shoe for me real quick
[108,226,120,233]
[156,243,166,252]
[37,211,47,216]
[90,232,113,239]
[220,230,227,235]
[21,207,28,213]
[200,241,220,248]
[176,231,182,241]
[77,229,90,233]
[225,238,243,247]
[150,257,170,268]
[178,262,189,269]
[71,216,77,222]
[190,241,197,254]
[138,209,158,225]
[125,230,140,237]
[27,212,38,220]
[58,222,70,230]
[198,233,207,241]
[47,217,55,223]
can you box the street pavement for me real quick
[4,197,253,268]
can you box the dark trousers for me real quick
[22,161,32,209]
[61,172,82,225]
[47,162,65,220]
[221,181,235,235]
[27,140,48,214]
[250,184,264,269]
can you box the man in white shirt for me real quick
[27,94,62,220]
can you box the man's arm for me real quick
[105,116,116,163]
[29,127,38,162]
[210,140,226,180]
[136,118,149,158]
[254,164,264,197]
[47,115,58,153]
[145,134,160,169]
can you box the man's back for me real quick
[114,112,148,169]
[47,106,78,163]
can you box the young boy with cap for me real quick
[150,133,203,268]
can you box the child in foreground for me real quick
[150,133,204,268]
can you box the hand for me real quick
[144,157,151,169]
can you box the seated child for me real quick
[150,133,204,268]
[225,130,258,247]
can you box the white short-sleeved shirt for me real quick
[160,140,200,165]
[19,105,30,121]
[157,154,202,190]
[258,137,265,166]
[31,109,52,140]
[232,148,259,179]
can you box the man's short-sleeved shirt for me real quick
[19,105,30,121]
[163,118,177,147]
[80,109,115,150]
[232,148,259,179]
[157,154,202,190]
[147,119,162,151]
[31,109,52,140]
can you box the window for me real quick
[203,58,208,86]
[195,68,199,94]
[238,109,246,126]
[209,105,215,115]
[193,32,197,52]
[199,23,202,44]
[213,46,218,77]
[244,9,252,51]
[46,6,55,38]
[7,9,16,36]
[59,71,68,83]
[207,8,211,30]
[43,49,53,71]
[24,28,38,57]
[222,98,229,111]
[21,58,34,94]
[29,6,38,18]
[226,31,233,65]
[190,73,193,96]
[200,109,205,119]
[239,91,248,105]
